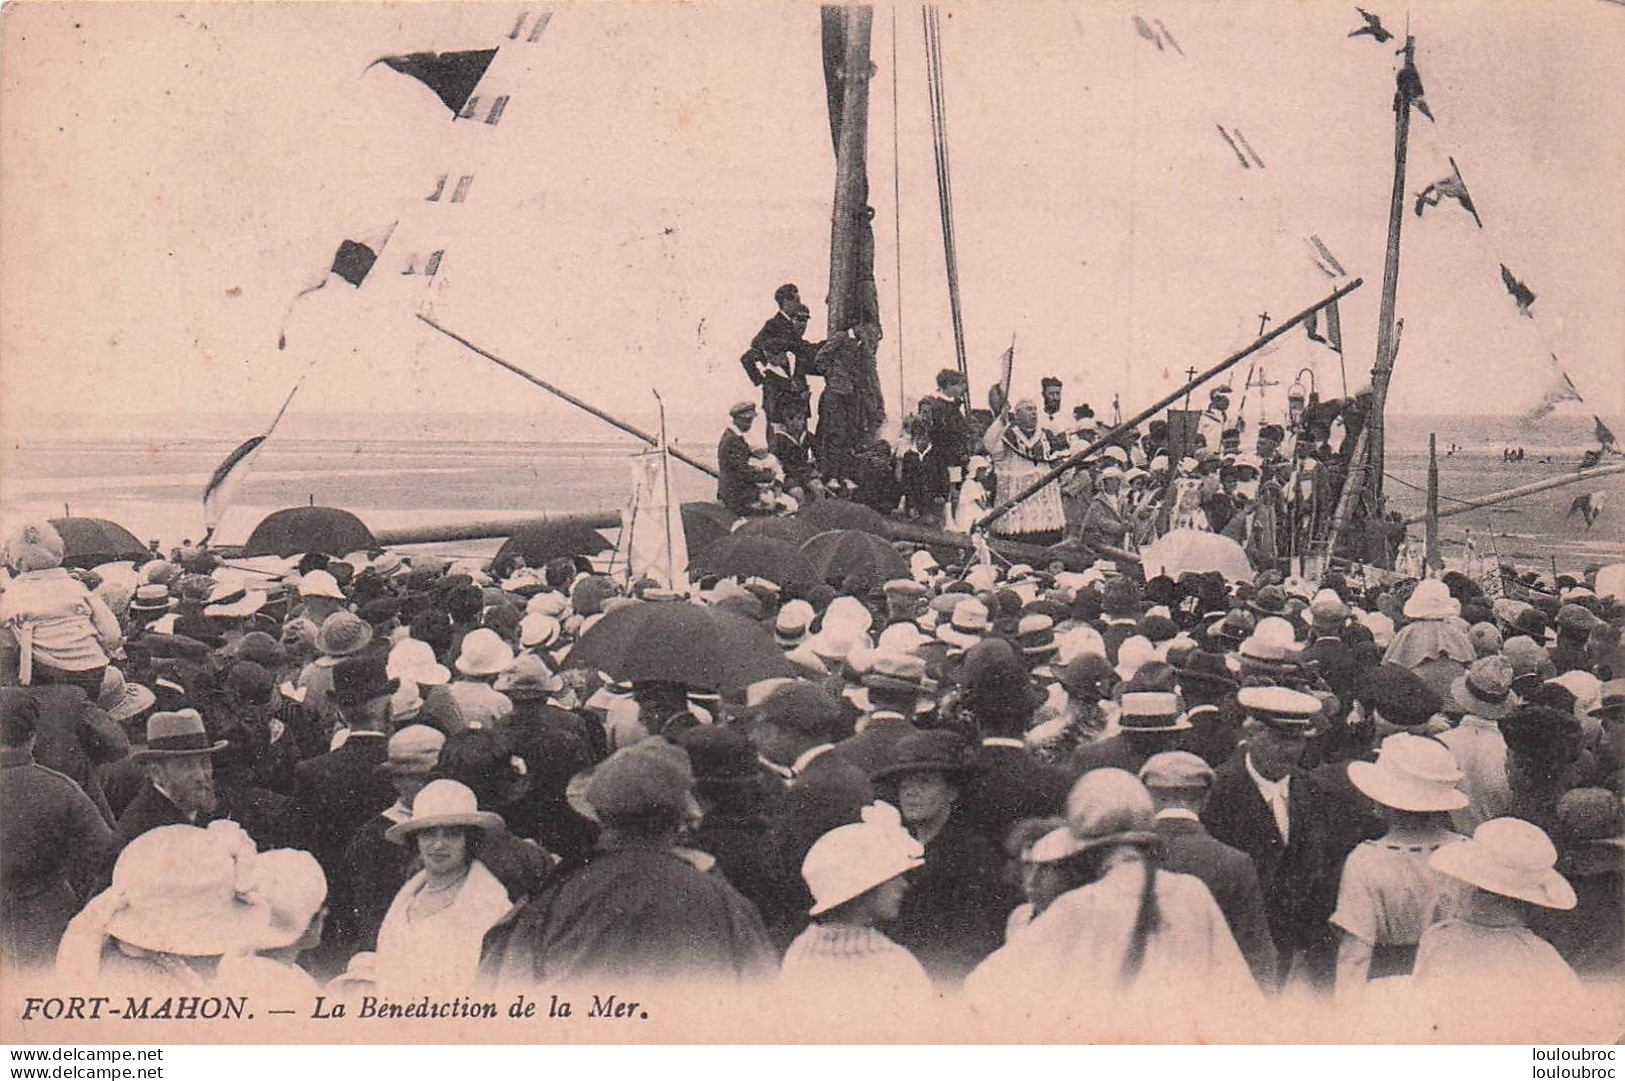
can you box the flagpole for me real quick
[1368,36,1419,508]
[654,390,676,591]
[417,313,720,480]
[975,278,1364,532]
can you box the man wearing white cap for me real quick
[1201,685,1360,991]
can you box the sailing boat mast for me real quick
[823,6,880,338]
[1365,35,1420,509]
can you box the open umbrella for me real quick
[797,498,890,538]
[690,535,816,590]
[1138,528,1254,583]
[801,529,910,588]
[492,519,614,577]
[568,600,796,692]
[48,517,150,569]
[732,515,822,545]
[680,502,738,558]
[241,506,377,558]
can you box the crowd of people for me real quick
[729,284,1405,570]
[1,500,1621,1039]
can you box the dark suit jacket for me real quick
[28,684,129,826]
[293,731,393,878]
[957,742,1070,848]
[109,783,210,862]
[1180,701,1243,769]
[1300,635,1360,712]
[717,427,772,517]
[1155,815,1278,988]
[1200,755,1359,984]
[1067,731,1182,780]
[770,748,874,919]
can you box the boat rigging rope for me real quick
[923,5,969,392]
[1382,469,1505,509]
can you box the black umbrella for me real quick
[48,517,149,568]
[690,535,816,590]
[732,516,822,545]
[492,519,614,577]
[568,600,796,692]
[679,502,738,559]
[802,528,910,587]
[797,498,890,538]
[241,506,377,558]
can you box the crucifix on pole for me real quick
[1248,365,1280,424]
[1256,311,1271,337]
[1180,365,1199,413]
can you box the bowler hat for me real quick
[330,654,399,707]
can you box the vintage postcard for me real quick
[2,0,1623,1048]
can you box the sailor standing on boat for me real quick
[916,370,973,526]
[718,402,777,518]
[741,286,823,428]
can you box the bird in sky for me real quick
[1348,7,1393,43]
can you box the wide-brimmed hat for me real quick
[1118,691,1190,733]
[875,620,933,656]
[861,650,929,695]
[455,628,515,677]
[518,613,562,649]
[1248,585,1289,617]
[245,848,329,950]
[1057,653,1116,700]
[297,569,346,600]
[1348,733,1467,812]
[98,667,156,724]
[315,611,372,658]
[1450,656,1516,721]
[1430,817,1576,910]
[493,651,565,699]
[803,801,925,916]
[872,729,978,784]
[225,630,288,669]
[1555,604,1605,637]
[1403,579,1459,621]
[385,779,504,845]
[936,598,991,649]
[376,724,446,777]
[131,709,228,761]
[387,637,451,687]
[1039,768,1161,859]
[102,823,273,956]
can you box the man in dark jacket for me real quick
[293,654,396,881]
[109,708,227,860]
[1175,650,1244,768]
[740,286,822,427]
[749,682,874,918]
[1141,751,1277,989]
[1069,690,1188,778]
[27,682,129,826]
[1,689,112,970]
[916,369,972,510]
[717,402,774,518]
[1201,687,1361,991]
[953,640,1069,848]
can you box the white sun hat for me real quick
[1430,817,1576,910]
[1347,733,1468,812]
[801,802,924,916]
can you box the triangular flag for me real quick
[1500,263,1536,318]
[1414,157,1482,228]
[1306,298,1343,353]
[203,380,304,533]
[277,223,396,349]
[373,48,498,117]
[1400,58,1434,122]
[1524,355,1582,422]
[1597,415,1617,452]
[1133,15,1163,49]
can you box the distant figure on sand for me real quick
[1567,493,1605,531]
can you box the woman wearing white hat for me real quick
[1411,817,1582,1027]
[374,779,512,995]
[216,848,329,997]
[778,802,935,1029]
[964,769,1259,1040]
[1331,734,1468,992]
[1384,579,1476,705]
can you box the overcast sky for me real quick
[3,0,1622,445]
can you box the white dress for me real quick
[964,856,1259,1041]
[984,418,1066,537]
[374,860,513,996]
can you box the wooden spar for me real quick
[1424,432,1441,571]
[975,277,1365,531]
[1368,36,1419,507]
[1324,425,1371,560]
[416,313,720,481]
[1398,462,1625,526]
[372,506,1140,565]
[825,5,876,338]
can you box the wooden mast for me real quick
[1424,432,1441,571]
[1365,35,1419,509]
[824,5,878,338]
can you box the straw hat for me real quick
[315,612,372,659]
[493,651,564,698]
[1403,579,1459,621]
[518,613,562,649]
[103,823,273,956]
[1450,656,1516,721]
[297,570,345,600]
[875,620,933,655]
[98,667,156,724]
[455,628,515,677]
[1347,733,1467,812]
[387,637,451,687]
[774,599,815,647]
[1430,817,1576,910]
[1238,685,1321,728]
[802,802,924,916]
[1117,691,1190,733]
[525,590,570,618]
[385,779,504,845]
[936,598,991,649]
